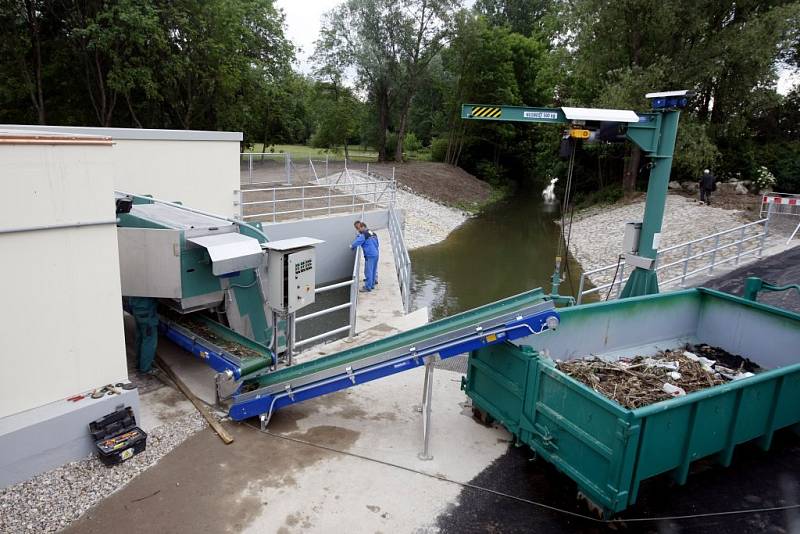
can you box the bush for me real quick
[404,132,422,153]
[475,160,503,185]
[431,137,448,162]
[753,166,777,191]
[574,184,624,209]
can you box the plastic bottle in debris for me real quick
[662,383,686,397]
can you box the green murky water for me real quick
[410,190,585,320]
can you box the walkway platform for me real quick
[296,228,428,364]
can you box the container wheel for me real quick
[576,491,607,519]
[472,407,494,426]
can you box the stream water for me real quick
[410,190,585,320]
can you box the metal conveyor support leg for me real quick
[418,360,435,461]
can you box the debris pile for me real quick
[167,312,264,360]
[556,344,761,409]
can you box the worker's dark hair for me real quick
[354,220,363,227]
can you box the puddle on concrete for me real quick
[64,419,360,534]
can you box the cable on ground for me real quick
[241,421,800,525]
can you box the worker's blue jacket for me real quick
[351,229,379,257]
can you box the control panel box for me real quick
[622,222,642,255]
[264,238,323,314]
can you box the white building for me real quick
[0,126,242,487]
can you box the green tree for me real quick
[315,0,457,161]
[309,82,361,158]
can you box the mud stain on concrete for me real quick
[315,390,399,422]
[64,420,358,534]
[369,323,396,333]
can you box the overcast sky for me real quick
[277,0,798,94]
[277,0,341,73]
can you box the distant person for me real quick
[699,168,716,205]
[351,221,379,292]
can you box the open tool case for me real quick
[89,406,147,466]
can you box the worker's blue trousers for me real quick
[364,255,378,290]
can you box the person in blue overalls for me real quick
[351,220,379,292]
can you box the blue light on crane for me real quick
[651,96,689,110]
[645,90,693,111]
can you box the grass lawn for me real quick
[244,143,432,162]
[245,144,378,160]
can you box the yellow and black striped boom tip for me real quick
[469,106,502,118]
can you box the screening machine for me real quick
[115,192,561,424]
[464,288,800,516]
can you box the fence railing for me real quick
[760,192,800,218]
[388,206,412,313]
[240,153,291,185]
[290,247,361,355]
[242,152,395,187]
[576,218,770,304]
[761,192,800,244]
[239,179,396,223]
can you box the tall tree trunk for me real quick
[394,96,412,162]
[623,146,641,195]
[376,86,389,162]
[23,0,46,124]
[126,93,143,128]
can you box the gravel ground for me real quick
[396,185,470,249]
[568,194,754,286]
[0,411,206,533]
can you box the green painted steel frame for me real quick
[118,192,277,346]
[460,103,682,300]
[250,288,548,389]
[464,288,800,515]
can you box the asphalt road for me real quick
[437,247,800,534]
[699,245,800,313]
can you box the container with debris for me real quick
[462,288,800,516]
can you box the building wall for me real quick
[111,139,240,217]
[0,143,128,419]
[0,125,242,217]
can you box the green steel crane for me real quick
[461,91,689,300]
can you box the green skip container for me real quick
[462,288,800,515]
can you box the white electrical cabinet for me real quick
[623,222,642,255]
[264,237,323,314]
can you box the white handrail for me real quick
[576,218,771,304]
[240,178,396,223]
[289,247,362,355]
[388,206,412,313]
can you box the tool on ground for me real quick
[156,354,234,445]
[89,406,147,466]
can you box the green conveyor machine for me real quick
[114,192,561,424]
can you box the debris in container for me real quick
[662,383,686,397]
[165,311,264,360]
[556,344,762,409]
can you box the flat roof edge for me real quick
[0,124,243,142]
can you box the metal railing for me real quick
[388,206,412,313]
[761,192,800,244]
[760,192,800,218]
[577,219,770,304]
[240,152,291,185]
[291,247,361,353]
[239,179,396,223]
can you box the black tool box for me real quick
[89,406,147,466]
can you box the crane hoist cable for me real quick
[555,137,577,295]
